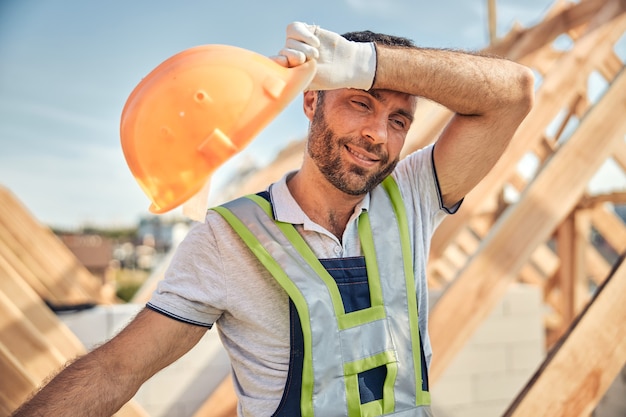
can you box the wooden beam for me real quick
[0,215,148,416]
[503,255,626,417]
[0,187,111,305]
[579,191,626,207]
[589,204,626,254]
[0,255,84,358]
[429,65,626,383]
[488,0,497,44]
[0,293,148,417]
[555,213,578,329]
[488,0,614,61]
[554,209,592,344]
[528,244,560,283]
[429,5,626,260]
[0,290,67,381]
[488,0,611,61]
[0,341,38,415]
[585,242,612,286]
[597,50,625,81]
[401,0,596,161]
[612,141,626,170]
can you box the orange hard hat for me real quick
[120,44,315,214]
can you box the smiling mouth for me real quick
[346,145,380,163]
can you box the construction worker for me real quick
[12,22,534,417]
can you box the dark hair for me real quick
[341,30,415,47]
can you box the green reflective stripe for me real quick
[358,212,384,308]
[211,205,316,416]
[246,194,347,321]
[344,350,397,416]
[217,177,431,414]
[416,390,431,406]
[345,374,361,417]
[361,400,383,417]
[247,194,387,331]
[383,361,398,414]
[338,305,385,329]
[381,176,425,403]
[344,350,396,376]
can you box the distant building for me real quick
[58,233,113,282]
[137,215,190,253]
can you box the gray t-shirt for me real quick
[148,143,451,416]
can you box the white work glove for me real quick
[272,22,377,91]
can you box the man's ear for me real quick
[303,91,317,121]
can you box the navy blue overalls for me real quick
[214,177,432,416]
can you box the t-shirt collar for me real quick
[268,171,370,226]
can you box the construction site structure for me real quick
[1,0,625,416]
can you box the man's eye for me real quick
[353,100,369,109]
[391,118,406,129]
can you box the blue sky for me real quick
[0,0,557,229]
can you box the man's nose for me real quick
[361,115,388,144]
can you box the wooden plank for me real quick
[597,50,624,82]
[528,244,560,281]
[398,0,576,162]
[554,210,591,341]
[612,141,626,170]
[0,187,110,305]
[399,0,579,163]
[503,256,626,417]
[572,211,591,312]
[0,289,148,417]
[0,289,68,380]
[488,0,497,44]
[589,204,626,253]
[442,244,468,270]
[429,258,457,284]
[429,66,626,383]
[584,243,610,286]
[532,135,557,162]
[488,0,611,62]
[0,341,38,415]
[580,191,626,207]
[555,213,578,327]
[467,207,561,287]
[0,255,84,358]
[0,242,54,303]
[482,0,613,77]
[429,6,626,259]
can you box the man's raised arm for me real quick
[275,22,535,207]
[374,45,535,207]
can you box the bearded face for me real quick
[307,96,400,196]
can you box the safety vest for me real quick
[213,176,432,417]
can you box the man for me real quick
[12,22,533,417]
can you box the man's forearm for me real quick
[373,45,534,118]
[12,308,207,416]
[12,349,140,416]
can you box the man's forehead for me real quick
[320,88,416,115]
[367,88,415,103]
[366,89,417,119]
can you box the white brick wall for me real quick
[430,283,546,417]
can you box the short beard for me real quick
[307,98,398,196]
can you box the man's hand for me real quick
[272,22,377,91]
